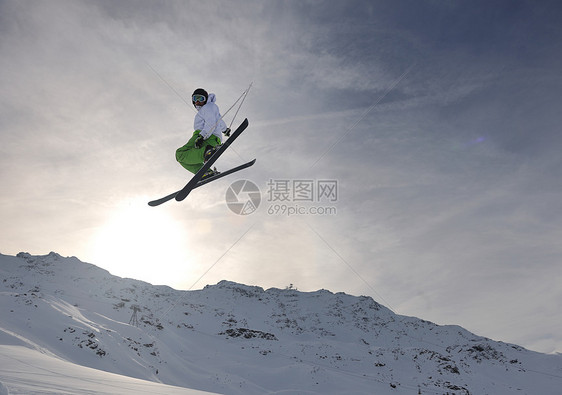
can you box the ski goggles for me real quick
[192,94,207,103]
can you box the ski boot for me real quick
[201,167,219,180]
[204,145,221,162]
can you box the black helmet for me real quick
[192,88,208,107]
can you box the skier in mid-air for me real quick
[175,88,230,179]
[148,86,254,206]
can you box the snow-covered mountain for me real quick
[1,252,561,394]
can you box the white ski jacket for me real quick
[194,93,227,141]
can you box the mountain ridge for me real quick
[1,251,561,394]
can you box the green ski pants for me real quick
[175,130,221,174]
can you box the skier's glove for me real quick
[194,135,205,148]
[223,128,231,137]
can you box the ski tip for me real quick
[175,192,187,202]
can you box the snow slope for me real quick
[0,345,215,394]
[1,252,562,394]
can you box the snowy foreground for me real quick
[0,345,214,394]
[1,252,561,394]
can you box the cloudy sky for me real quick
[2,0,562,354]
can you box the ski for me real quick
[148,190,178,207]
[175,118,249,201]
[148,118,250,206]
[147,159,256,207]
[195,159,256,188]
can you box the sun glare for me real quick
[90,198,193,286]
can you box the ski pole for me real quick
[207,82,253,137]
